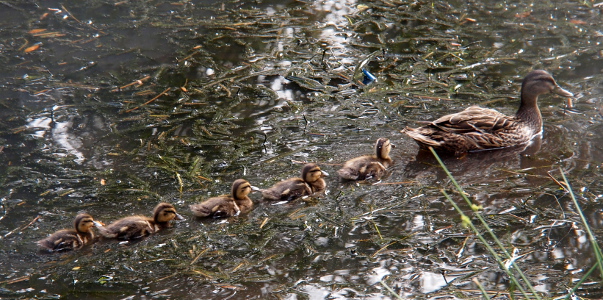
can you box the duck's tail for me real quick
[401,127,442,147]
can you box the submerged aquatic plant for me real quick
[429,147,603,299]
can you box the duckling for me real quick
[261,163,328,201]
[96,203,183,240]
[402,70,573,154]
[190,179,258,218]
[37,213,99,252]
[338,138,394,180]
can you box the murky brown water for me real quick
[1,0,603,299]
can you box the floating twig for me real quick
[413,95,455,101]
[124,87,171,113]
[547,171,568,191]
[259,217,269,229]
[112,75,151,92]
[190,248,209,265]
[3,215,40,239]
[373,181,415,185]
[177,47,202,62]
[61,5,82,24]
[0,275,30,285]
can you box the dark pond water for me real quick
[1,0,603,299]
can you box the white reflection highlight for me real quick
[26,106,86,164]
[412,214,425,231]
[366,266,391,285]
[420,271,451,293]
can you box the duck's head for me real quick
[74,213,96,234]
[232,179,259,200]
[374,138,394,160]
[302,163,328,183]
[522,70,573,102]
[153,203,184,223]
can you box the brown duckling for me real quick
[261,163,328,201]
[190,179,258,218]
[338,138,394,180]
[97,203,183,240]
[37,213,99,252]
[402,70,573,154]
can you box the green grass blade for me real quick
[559,167,603,282]
[380,281,404,300]
[430,147,541,300]
[473,278,492,300]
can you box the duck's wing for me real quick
[262,178,311,201]
[190,196,235,218]
[37,229,81,251]
[403,106,528,153]
[431,106,516,134]
[98,216,154,239]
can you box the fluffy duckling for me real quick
[190,179,258,218]
[262,163,328,201]
[338,138,394,180]
[97,203,183,240]
[403,70,573,154]
[37,213,99,252]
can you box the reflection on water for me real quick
[420,271,450,294]
[0,0,603,299]
[27,106,86,164]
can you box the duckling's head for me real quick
[522,70,573,102]
[74,213,96,234]
[374,138,394,160]
[153,203,184,223]
[232,179,258,200]
[301,163,329,183]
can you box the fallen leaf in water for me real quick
[24,44,40,53]
[569,19,586,25]
[515,11,531,18]
[29,29,46,34]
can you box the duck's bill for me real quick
[250,186,261,192]
[321,170,329,177]
[553,85,574,98]
[174,213,185,221]
[93,221,105,227]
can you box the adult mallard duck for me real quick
[97,203,183,240]
[338,138,394,180]
[261,163,328,201]
[402,70,573,154]
[190,179,258,218]
[37,213,99,252]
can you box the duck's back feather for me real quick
[97,216,156,240]
[262,178,312,201]
[404,106,535,153]
[37,229,93,252]
[338,155,392,180]
[190,196,239,218]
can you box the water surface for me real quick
[1,0,602,299]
